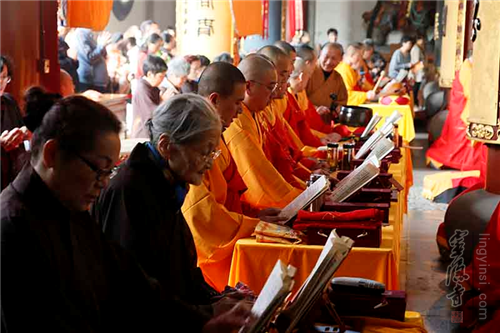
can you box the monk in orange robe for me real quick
[305,42,348,124]
[335,44,377,106]
[256,45,315,187]
[287,56,342,146]
[296,44,336,134]
[182,62,285,291]
[224,55,302,209]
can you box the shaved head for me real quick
[319,42,344,72]
[345,43,362,57]
[273,41,296,57]
[257,45,291,99]
[257,45,288,66]
[291,57,307,79]
[296,44,316,62]
[198,62,246,98]
[199,62,246,129]
[60,69,75,97]
[238,54,277,112]
[321,42,344,56]
[344,43,363,69]
[238,54,275,82]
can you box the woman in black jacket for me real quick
[93,94,244,317]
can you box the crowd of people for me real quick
[1,21,440,332]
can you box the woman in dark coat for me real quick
[93,94,243,313]
[1,95,250,332]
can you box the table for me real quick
[228,144,412,294]
[360,103,415,143]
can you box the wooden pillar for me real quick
[176,0,232,61]
[39,0,60,94]
[0,0,59,105]
[463,0,475,58]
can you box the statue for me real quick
[362,1,435,46]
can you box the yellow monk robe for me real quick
[182,138,260,292]
[306,62,348,108]
[224,104,301,209]
[336,61,369,106]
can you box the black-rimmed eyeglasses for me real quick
[73,151,119,181]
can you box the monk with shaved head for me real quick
[223,54,301,213]
[306,42,348,124]
[258,46,332,186]
[336,43,377,105]
[182,62,285,291]
[293,45,340,135]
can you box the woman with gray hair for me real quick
[93,93,252,331]
[160,56,191,100]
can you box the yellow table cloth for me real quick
[228,224,398,295]
[361,103,416,143]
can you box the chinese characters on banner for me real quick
[176,0,232,60]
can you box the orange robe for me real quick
[223,104,301,209]
[259,100,309,188]
[335,61,369,106]
[296,90,334,135]
[306,62,348,108]
[263,97,316,182]
[182,138,260,292]
[284,90,323,147]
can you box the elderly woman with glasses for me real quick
[93,93,250,323]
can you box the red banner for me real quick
[262,0,269,39]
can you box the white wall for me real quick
[106,1,176,34]
[313,0,377,47]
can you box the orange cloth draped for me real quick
[230,0,263,37]
[182,138,261,292]
[426,60,487,179]
[223,104,301,209]
[306,63,348,108]
[461,203,500,332]
[66,0,113,31]
[335,61,369,106]
[284,91,323,147]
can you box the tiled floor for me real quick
[402,127,470,332]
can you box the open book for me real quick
[356,110,402,159]
[380,110,402,132]
[283,230,354,333]
[279,175,330,223]
[366,137,395,162]
[360,113,382,139]
[240,260,296,333]
[328,156,380,203]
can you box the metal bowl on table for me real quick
[338,105,373,127]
